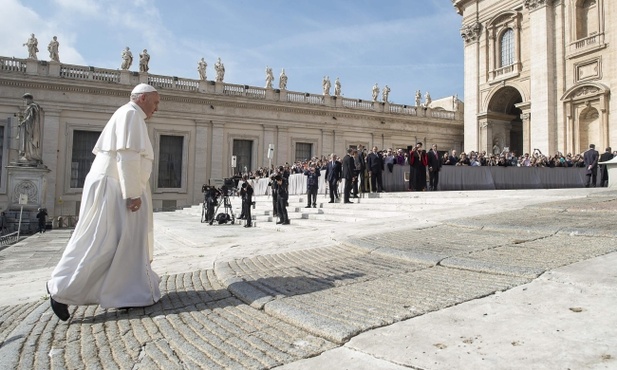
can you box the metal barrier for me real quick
[0,231,19,247]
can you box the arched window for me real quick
[576,0,598,39]
[500,29,514,67]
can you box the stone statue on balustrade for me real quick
[424,91,432,107]
[322,76,331,95]
[23,34,39,60]
[415,90,422,107]
[139,49,150,73]
[334,77,341,96]
[17,93,44,165]
[279,68,288,90]
[197,58,207,80]
[215,57,225,82]
[120,47,133,70]
[265,66,274,89]
[372,83,379,102]
[48,36,60,62]
[382,85,391,103]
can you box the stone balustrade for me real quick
[0,55,460,120]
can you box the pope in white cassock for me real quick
[47,83,161,321]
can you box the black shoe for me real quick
[46,283,70,321]
[305,205,311,208]
[313,204,316,208]
[283,220,290,225]
[276,221,283,224]
[244,224,252,228]
[328,201,334,203]
[352,196,359,198]
[344,201,354,204]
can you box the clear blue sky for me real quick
[1,0,464,105]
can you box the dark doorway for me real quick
[233,139,253,176]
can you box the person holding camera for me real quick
[304,164,321,208]
[241,181,254,227]
[275,175,290,225]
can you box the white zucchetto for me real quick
[131,83,157,94]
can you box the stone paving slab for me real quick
[347,225,551,265]
[442,234,617,278]
[264,267,529,344]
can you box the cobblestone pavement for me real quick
[0,189,615,369]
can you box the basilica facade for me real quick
[0,56,462,223]
[453,0,615,156]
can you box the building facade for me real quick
[453,0,615,156]
[0,56,463,225]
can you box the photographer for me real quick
[304,163,321,208]
[275,175,290,225]
[240,180,254,228]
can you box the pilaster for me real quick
[461,21,482,152]
[42,109,60,216]
[526,0,556,153]
[194,120,209,203]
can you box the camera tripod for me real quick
[201,188,235,225]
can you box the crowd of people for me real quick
[237,144,615,193]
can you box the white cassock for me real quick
[48,101,161,309]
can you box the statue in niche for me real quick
[23,33,39,60]
[334,77,341,96]
[382,85,391,103]
[214,57,225,82]
[139,49,150,73]
[120,47,133,70]
[322,76,331,95]
[17,93,43,165]
[279,68,288,90]
[372,83,379,102]
[265,66,274,88]
[424,91,432,107]
[492,139,501,155]
[197,58,207,80]
[415,90,422,107]
[47,36,60,62]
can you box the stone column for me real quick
[526,0,556,153]
[460,21,482,153]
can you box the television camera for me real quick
[201,179,236,225]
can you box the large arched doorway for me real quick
[485,86,524,156]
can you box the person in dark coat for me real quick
[325,153,341,203]
[341,148,357,203]
[599,147,613,187]
[366,146,384,192]
[240,181,254,227]
[427,144,442,191]
[275,175,289,225]
[304,164,321,208]
[36,207,48,233]
[583,144,599,187]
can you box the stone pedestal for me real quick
[5,165,51,234]
[7,165,50,210]
[48,61,61,76]
[599,157,617,188]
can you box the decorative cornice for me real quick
[460,22,482,43]
[524,0,553,11]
